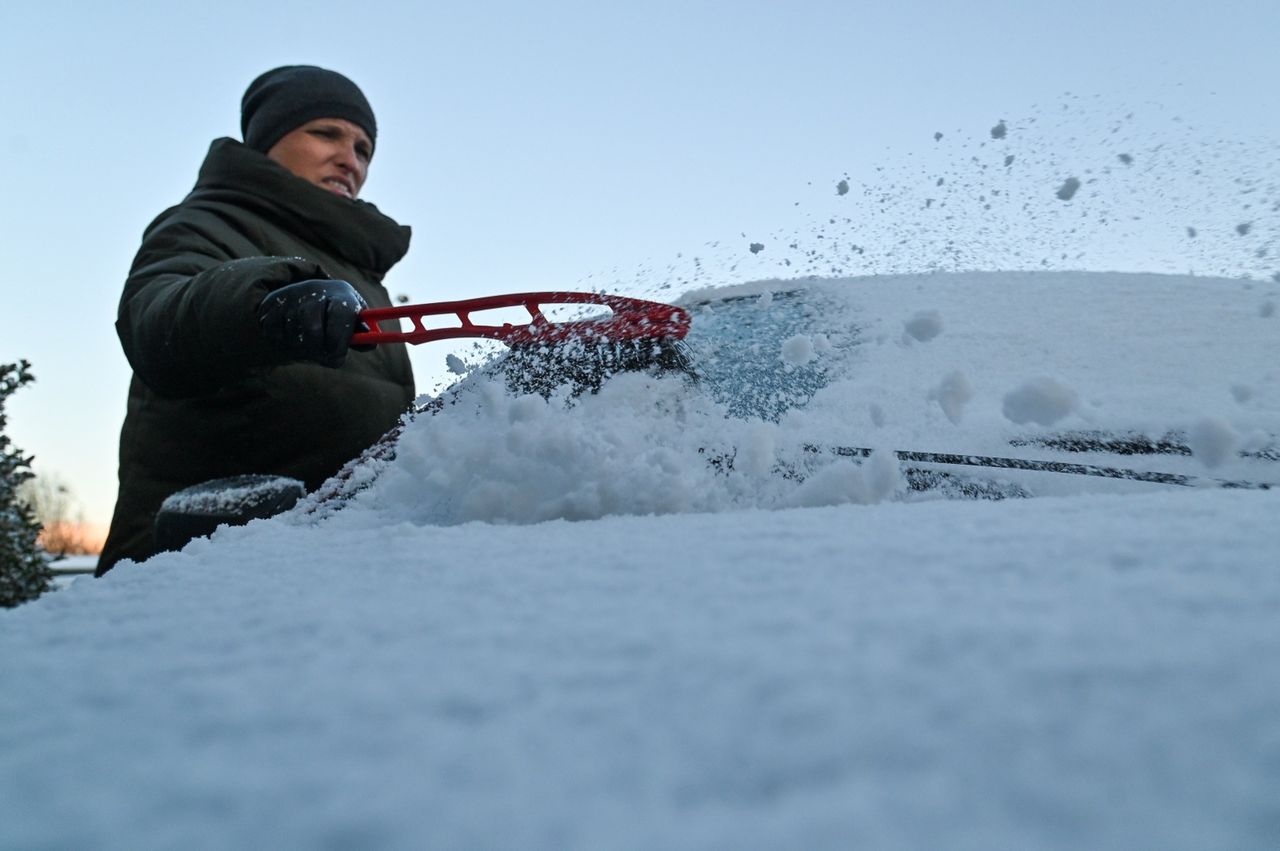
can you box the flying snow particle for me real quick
[1240,430,1272,455]
[862,450,905,502]
[991,120,1008,140]
[749,242,764,254]
[785,451,903,508]
[1236,222,1253,236]
[929,371,972,425]
[1118,153,1133,166]
[781,334,817,366]
[1056,177,1082,201]
[1260,300,1276,318]
[1230,384,1255,404]
[903,310,944,342]
[445,354,468,375]
[1187,417,1239,468]
[739,423,777,476]
[1187,227,1198,239]
[1004,155,1015,167]
[836,179,849,196]
[1002,377,1079,426]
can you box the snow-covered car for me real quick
[160,270,1278,543]
[235,269,1276,532]
[8,270,1277,851]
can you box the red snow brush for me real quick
[351,291,691,347]
[353,291,697,396]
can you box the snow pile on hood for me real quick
[329,369,901,529]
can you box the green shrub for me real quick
[1,361,52,607]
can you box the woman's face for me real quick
[266,118,372,200]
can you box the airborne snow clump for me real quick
[930,370,973,425]
[1056,177,1082,201]
[781,334,817,366]
[1230,384,1254,404]
[1002,377,1079,426]
[903,309,944,342]
[1187,417,1239,468]
[785,450,903,508]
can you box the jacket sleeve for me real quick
[116,210,330,399]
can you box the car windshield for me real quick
[681,287,849,422]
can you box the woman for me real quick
[97,66,415,575]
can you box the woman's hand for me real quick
[257,279,370,368]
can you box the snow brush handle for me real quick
[352,292,691,347]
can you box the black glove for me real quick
[256,279,370,368]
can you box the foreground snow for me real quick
[5,491,1279,849]
[3,271,1279,849]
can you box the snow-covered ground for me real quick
[3,270,1279,850]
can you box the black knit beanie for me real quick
[241,65,377,157]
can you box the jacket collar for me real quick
[190,138,411,275]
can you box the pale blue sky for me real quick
[4,0,1279,530]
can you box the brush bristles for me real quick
[501,337,699,397]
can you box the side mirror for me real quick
[153,474,306,553]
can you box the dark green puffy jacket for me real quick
[98,139,415,575]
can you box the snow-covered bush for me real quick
[0,360,51,608]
